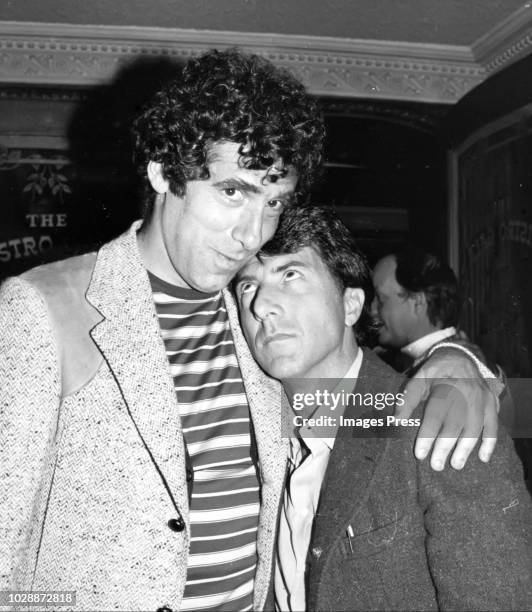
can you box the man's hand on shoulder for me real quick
[396,348,498,471]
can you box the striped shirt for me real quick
[149,272,260,612]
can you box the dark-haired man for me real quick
[372,248,531,491]
[372,248,505,468]
[0,49,499,611]
[372,249,473,366]
[235,206,532,611]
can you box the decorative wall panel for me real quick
[451,106,532,377]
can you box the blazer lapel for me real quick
[86,222,189,522]
[312,350,393,556]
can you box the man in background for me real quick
[372,247,531,491]
[372,248,490,374]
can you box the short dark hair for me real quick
[132,48,324,220]
[393,247,461,328]
[259,205,376,344]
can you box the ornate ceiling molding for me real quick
[471,3,532,74]
[0,9,531,104]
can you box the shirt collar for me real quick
[401,326,456,360]
[341,346,364,382]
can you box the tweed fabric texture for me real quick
[0,222,288,611]
[307,349,532,611]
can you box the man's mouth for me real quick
[262,332,294,346]
[215,250,248,268]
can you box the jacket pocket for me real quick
[340,513,415,559]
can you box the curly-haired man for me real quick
[0,49,323,612]
[0,49,501,612]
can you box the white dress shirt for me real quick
[400,326,500,382]
[401,326,457,363]
[274,349,363,612]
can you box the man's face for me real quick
[371,255,416,348]
[235,246,361,381]
[146,141,298,292]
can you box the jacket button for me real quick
[156,608,173,612]
[186,468,193,483]
[167,517,185,532]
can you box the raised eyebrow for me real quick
[212,178,261,194]
[272,260,307,274]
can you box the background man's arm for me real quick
[0,278,61,588]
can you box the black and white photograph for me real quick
[0,1,531,611]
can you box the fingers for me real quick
[414,437,436,462]
[429,402,464,470]
[413,382,470,470]
[479,436,497,463]
[447,383,498,467]
[416,391,497,470]
[449,437,478,470]
[415,401,463,470]
[412,385,458,464]
[402,357,501,471]
[430,436,461,471]
[448,384,484,470]
[479,394,499,462]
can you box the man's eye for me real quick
[223,187,243,201]
[239,282,257,295]
[267,199,285,212]
[284,270,300,282]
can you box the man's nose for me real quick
[370,295,379,317]
[252,285,281,321]
[232,207,263,252]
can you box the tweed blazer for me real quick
[0,222,288,612]
[307,349,532,611]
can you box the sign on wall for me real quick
[0,149,75,279]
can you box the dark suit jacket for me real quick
[306,349,532,611]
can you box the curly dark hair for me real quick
[394,246,461,328]
[132,48,324,219]
[258,205,377,345]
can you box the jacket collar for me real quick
[86,220,148,321]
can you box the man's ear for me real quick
[412,291,427,316]
[147,161,170,194]
[343,287,365,327]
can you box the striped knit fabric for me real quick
[149,273,260,612]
